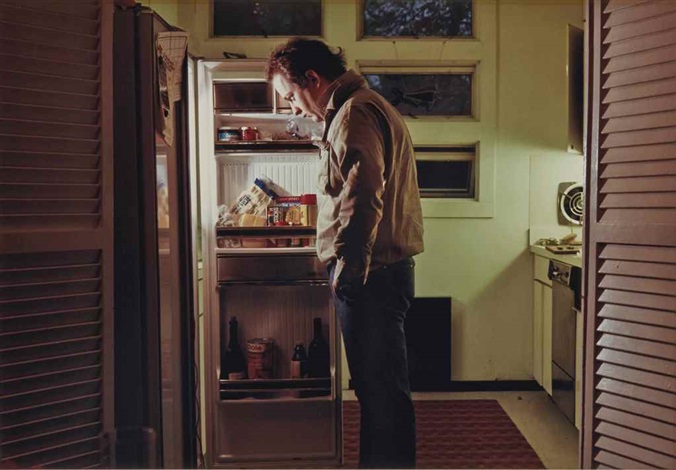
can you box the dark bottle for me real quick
[290,341,308,379]
[308,317,330,378]
[221,317,246,380]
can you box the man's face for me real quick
[272,73,325,122]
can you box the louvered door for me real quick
[582,0,676,468]
[0,1,113,468]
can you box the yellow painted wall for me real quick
[170,0,584,381]
[144,0,178,26]
[439,0,584,380]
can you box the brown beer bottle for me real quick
[291,341,308,379]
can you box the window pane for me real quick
[364,73,472,117]
[416,160,473,198]
[213,0,322,37]
[363,0,472,37]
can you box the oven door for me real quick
[552,361,575,424]
[551,280,577,378]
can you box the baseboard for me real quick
[348,380,542,392]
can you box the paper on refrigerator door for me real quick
[156,31,188,146]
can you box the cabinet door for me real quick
[533,281,544,386]
[542,284,553,395]
[0,2,114,468]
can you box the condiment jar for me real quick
[218,127,241,142]
[241,126,259,141]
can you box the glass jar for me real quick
[241,126,259,141]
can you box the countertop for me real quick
[530,244,583,268]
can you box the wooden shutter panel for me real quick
[583,0,676,468]
[0,1,113,468]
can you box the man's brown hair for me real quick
[265,37,346,87]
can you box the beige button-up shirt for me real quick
[316,70,424,273]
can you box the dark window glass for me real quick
[363,0,472,37]
[416,161,473,198]
[364,73,472,117]
[415,146,475,198]
[213,0,322,37]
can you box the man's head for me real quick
[265,38,346,122]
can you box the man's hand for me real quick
[332,258,366,302]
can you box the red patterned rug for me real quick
[343,400,544,469]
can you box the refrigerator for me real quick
[195,62,343,469]
[114,5,342,469]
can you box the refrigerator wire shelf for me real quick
[216,226,316,237]
[219,377,332,401]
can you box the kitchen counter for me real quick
[530,244,582,268]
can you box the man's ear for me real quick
[305,70,321,87]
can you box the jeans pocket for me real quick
[394,263,415,310]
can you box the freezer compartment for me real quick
[213,80,273,113]
[215,399,338,465]
[217,254,326,283]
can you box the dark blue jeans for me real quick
[330,258,416,469]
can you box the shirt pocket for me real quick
[317,144,341,197]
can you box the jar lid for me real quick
[241,126,258,130]
[300,193,317,205]
[218,126,239,131]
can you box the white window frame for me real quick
[358,60,495,218]
[415,145,476,199]
[359,62,478,120]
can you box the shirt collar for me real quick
[320,69,368,120]
[317,78,341,119]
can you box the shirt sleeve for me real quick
[330,103,386,276]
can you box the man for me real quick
[266,38,424,468]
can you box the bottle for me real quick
[308,318,330,378]
[290,341,308,379]
[222,317,246,380]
